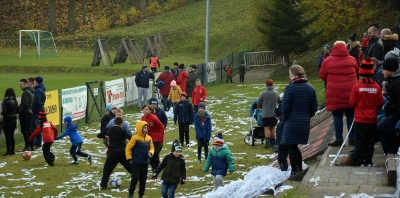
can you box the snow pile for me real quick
[204,166,290,198]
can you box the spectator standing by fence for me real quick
[18,79,34,152]
[224,64,233,83]
[31,76,46,150]
[238,61,246,83]
[2,88,19,156]
[135,65,154,110]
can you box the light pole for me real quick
[205,0,210,63]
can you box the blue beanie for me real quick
[35,76,43,84]
[149,98,158,105]
[64,116,72,124]
[105,104,112,111]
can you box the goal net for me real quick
[19,30,58,58]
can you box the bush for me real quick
[94,17,110,32]
[165,0,187,11]
[128,7,143,23]
[147,2,163,17]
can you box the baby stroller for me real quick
[244,99,265,146]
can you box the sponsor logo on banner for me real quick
[44,90,60,125]
[61,86,87,121]
[105,78,125,107]
[207,62,216,82]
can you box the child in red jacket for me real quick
[29,111,58,167]
[345,58,384,167]
[192,79,207,113]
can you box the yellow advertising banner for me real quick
[44,90,60,125]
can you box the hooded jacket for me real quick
[186,69,198,97]
[382,33,399,56]
[176,70,188,92]
[194,111,212,141]
[203,144,235,176]
[55,123,83,145]
[384,68,400,122]
[155,153,186,184]
[32,83,46,114]
[319,44,359,111]
[30,120,58,143]
[156,71,174,96]
[1,96,18,120]
[174,99,194,124]
[125,121,155,165]
[19,86,33,114]
[141,113,165,144]
[135,70,155,88]
[168,86,182,103]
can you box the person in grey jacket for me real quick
[19,79,34,151]
[257,79,280,149]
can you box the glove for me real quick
[128,159,133,164]
[148,153,152,159]
[396,120,400,132]
[151,172,158,180]
[180,178,186,185]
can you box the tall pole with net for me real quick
[19,30,58,58]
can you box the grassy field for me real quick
[0,80,318,197]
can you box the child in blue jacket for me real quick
[55,116,92,165]
[174,92,194,147]
[194,102,212,163]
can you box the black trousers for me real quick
[19,113,33,148]
[100,149,132,187]
[150,142,162,171]
[179,123,190,145]
[226,77,232,83]
[354,122,376,165]
[239,75,245,83]
[194,105,198,114]
[277,144,289,171]
[3,119,17,154]
[43,142,55,166]
[284,144,302,173]
[129,163,148,196]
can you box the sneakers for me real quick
[101,186,107,190]
[335,156,355,166]
[127,194,133,198]
[44,164,54,167]
[186,144,190,148]
[88,155,92,164]
[70,161,79,165]
[197,160,201,164]
[349,139,355,146]
[328,140,343,147]
[288,168,308,181]
[34,146,42,150]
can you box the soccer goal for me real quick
[19,30,58,58]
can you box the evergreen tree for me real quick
[256,0,318,66]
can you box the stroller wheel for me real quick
[244,135,251,145]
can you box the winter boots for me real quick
[264,138,275,149]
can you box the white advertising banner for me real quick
[105,78,125,107]
[125,76,134,104]
[61,85,87,121]
[207,62,216,82]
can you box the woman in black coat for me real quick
[1,88,19,156]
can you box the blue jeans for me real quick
[332,108,355,141]
[31,113,42,147]
[162,95,171,111]
[161,181,178,198]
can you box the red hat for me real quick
[266,79,273,86]
[213,133,224,145]
[359,57,374,77]
[181,92,187,97]
[38,111,47,119]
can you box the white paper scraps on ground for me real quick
[0,173,12,177]
[309,176,320,186]
[0,162,7,168]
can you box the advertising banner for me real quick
[61,86,87,121]
[105,78,125,107]
[44,90,60,125]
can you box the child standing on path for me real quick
[29,111,58,167]
[238,60,247,83]
[55,116,92,165]
[125,121,155,198]
[151,140,187,198]
[224,64,233,83]
[174,92,194,147]
[192,79,207,113]
[194,102,212,163]
[203,133,235,191]
[168,80,182,110]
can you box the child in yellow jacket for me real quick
[168,80,182,109]
[125,121,154,198]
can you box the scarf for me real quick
[198,112,206,119]
[290,75,308,84]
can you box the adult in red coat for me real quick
[319,41,359,147]
[192,79,207,113]
[156,66,174,111]
[176,64,188,93]
[141,105,165,171]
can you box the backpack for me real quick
[156,80,165,89]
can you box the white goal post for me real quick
[19,30,58,58]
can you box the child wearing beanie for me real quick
[55,116,92,165]
[336,58,384,166]
[29,111,58,167]
[194,102,212,164]
[151,140,187,198]
[203,133,235,191]
[174,92,194,147]
[168,80,182,109]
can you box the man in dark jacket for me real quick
[186,65,198,99]
[171,62,180,80]
[135,65,154,110]
[19,79,34,151]
[364,24,385,61]
[380,28,398,56]
[31,76,46,150]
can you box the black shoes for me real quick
[328,140,343,147]
[349,139,355,146]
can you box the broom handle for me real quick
[329,118,355,167]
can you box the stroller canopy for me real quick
[250,98,259,117]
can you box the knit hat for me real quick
[213,133,224,145]
[35,76,43,84]
[142,65,147,69]
[181,92,187,98]
[171,140,182,152]
[164,65,170,70]
[266,79,273,86]
[359,57,374,77]
[382,58,399,72]
[198,102,206,110]
[385,48,400,61]
[38,111,47,119]
[63,116,72,124]
[348,34,357,42]
[178,63,184,69]
[323,44,331,51]
[105,104,112,112]
[170,80,177,86]
[149,98,158,105]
